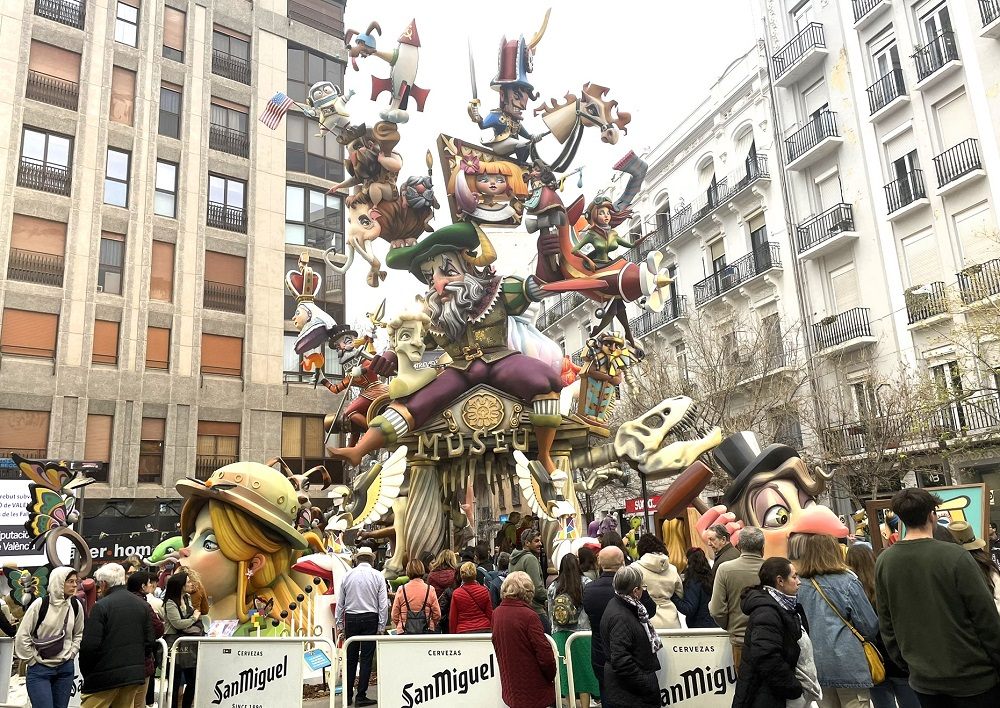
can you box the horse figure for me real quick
[531,83,632,172]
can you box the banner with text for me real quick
[0,479,47,567]
[625,495,662,515]
[195,640,305,708]
[654,631,736,707]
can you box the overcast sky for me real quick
[339,0,758,325]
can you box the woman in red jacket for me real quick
[491,571,557,708]
[450,562,493,634]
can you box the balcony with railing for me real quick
[693,243,782,307]
[812,307,876,353]
[204,281,246,313]
[25,71,79,111]
[629,296,688,340]
[933,138,984,193]
[785,110,841,170]
[34,0,85,29]
[537,291,586,331]
[670,181,726,237]
[853,0,890,29]
[6,248,64,288]
[905,281,949,324]
[206,202,247,233]
[958,258,1000,305]
[724,154,770,201]
[866,68,907,119]
[17,158,71,196]
[982,0,1000,37]
[772,23,828,87]
[884,169,928,217]
[623,222,672,262]
[195,455,238,481]
[212,49,251,85]
[796,203,857,259]
[912,31,960,87]
[209,124,250,158]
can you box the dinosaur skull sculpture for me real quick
[613,397,722,478]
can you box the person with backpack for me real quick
[450,562,493,634]
[427,550,459,633]
[391,559,441,634]
[548,553,599,708]
[14,566,85,708]
[489,552,511,608]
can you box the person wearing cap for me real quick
[709,527,766,673]
[508,529,549,632]
[335,545,388,708]
[876,488,1000,705]
[948,521,1000,613]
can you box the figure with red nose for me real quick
[326,221,563,472]
[697,431,849,559]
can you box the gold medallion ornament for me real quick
[461,393,505,430]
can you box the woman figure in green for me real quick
[571,197,636,270]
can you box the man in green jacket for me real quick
[708,526,764,671]
[876,487,1000,705]
[509,529,550,632]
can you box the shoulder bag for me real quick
[810,579,884,684]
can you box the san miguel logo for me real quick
[211,655,288,705]
[400,654,496,706]
[661,665,737,705]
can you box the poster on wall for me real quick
[866,483,989,554]
[653,630,736,707]
[195,640,305,708]
[0,471,48,567]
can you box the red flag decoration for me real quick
[259,91,295,130]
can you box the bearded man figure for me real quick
[327,221,564,473]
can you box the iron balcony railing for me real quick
[884,169,926,213]
[812,307,872,351]
[25,70,79,111]
[195,455,238,481]
[933,138,982,188]
[693,243,781,306]
[796,203,855,254]
[866,68,906,115]
[957,258,1000,304]
[670,181,726,234]
[537,291,586,331]
[570,349,584,367]
[724,154,769,199]
[209,124,250,158]
[905,281,949,323]
[785,110,839,163]
[853,0,884,24]
[912,31,959,82]
[772,22,826,80]
[212,49,251,85]
[624,223,671,262]
[17,158,71,196]
[204,281,246,313]
[34,0,85,29]
[982,0,1000,27]
[206,202,247,233]
[7,248,64,287]
[629,296,688,339]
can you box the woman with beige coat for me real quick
[634,534,683,629]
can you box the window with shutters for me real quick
[98,232,125,295]
[104,148,131,207]
[200,333,242,376]
[146,326,170,369]
[163,7,185,62]
[110,66,136,125]
[114,1,139,47]
[851,381,880,419]
[154,160,178,218]
[0,409,50,458]
[209,100,250,158]
[815,171,842,212]
[0,309,58,359]
[709,239,727,272]
[280,414,332,476]
[139,417,165,483]
[676,343,689,382]
[196,421,240,480]
[150,241,174,302]
[953,202,996,268]
[829,262,860,312]
[901,230,943,287]
[203,251,245,313]
[934,91,976,152]
[18,128,72,196]
[212,28,251,84]
[92,320,120,366]
[26,41,81,111]
[159,84,181,139]
[84,414,112,482]
[285,184,344,251]
[7,214,67,288]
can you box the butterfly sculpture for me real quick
[3,566,49,609]
[252,595,275,620]
[11,455,95,494]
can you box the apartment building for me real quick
[0,0,350,508]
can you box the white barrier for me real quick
[0,638,12,704]
[167,635,337,708]
[564,628,736,707]
[340,633,562,708]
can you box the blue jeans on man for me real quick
[26,660,76,708]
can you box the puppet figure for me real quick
[387,310,437,399]
[449,150,529,225]
[300,81,356,141]
[574,332,636,434]
[572,196,636,270]
[319,324,390,448]
[346,20,429,123]
[285,254,337,374]
[329,122,403,206]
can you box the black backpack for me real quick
[33,595,82,634]
[401,585,432,634]
[488,571,508,608]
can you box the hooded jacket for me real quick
[508,549,546,613]
[732,586,806,708]
[634,552,683,629]
[14,566,85,667]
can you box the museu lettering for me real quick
[400,654,496,706]
[211,655,288,705]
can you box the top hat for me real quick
[714,431,801,507]
[948,520,986,550]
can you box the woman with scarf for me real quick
[14,566,85,708]
[600,565,662,708]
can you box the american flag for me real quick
[259,92,295,130]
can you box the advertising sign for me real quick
[195,640,305,707]
[0,476,47,567]
[376,636,506,707]
[625,495,662,515]
[866,483,990,554]
[653,631,736,706]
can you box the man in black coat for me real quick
[79,563,155,707]
[582,546,656,708]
